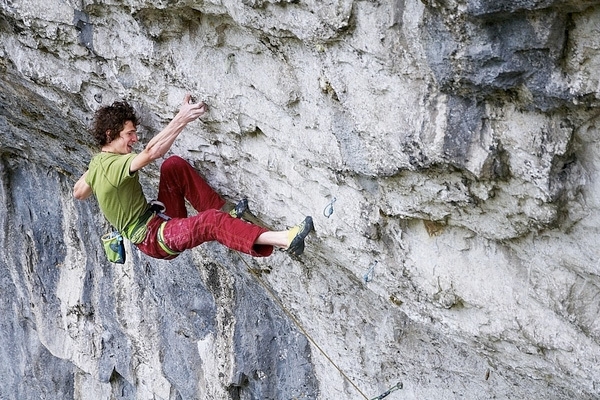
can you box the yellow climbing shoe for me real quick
[229,198,249,219]
[287,216,314,256]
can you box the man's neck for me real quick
[101,143,117,153]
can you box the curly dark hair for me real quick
[91,100,140,146]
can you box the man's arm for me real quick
[130,94,207,173]
[73,171,92,200]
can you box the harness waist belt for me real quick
[125,201,169,244]
[125,209,154,244]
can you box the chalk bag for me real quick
[101,231,126,264]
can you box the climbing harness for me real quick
[143,201,180,257]
[234,252,403,400]
[323,197,336,218]
[101,200,177,262]
[125,209,155,244]
[157,220,181,257]
[125,200,170,244]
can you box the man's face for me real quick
[110,120,138,154]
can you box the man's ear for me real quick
[105,130,112,143]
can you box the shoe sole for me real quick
[288,216,314,256]
[234,198,249,218]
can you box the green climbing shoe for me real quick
[287,216,314,256]
[229,198,249,219]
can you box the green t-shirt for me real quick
[85,152,149,238]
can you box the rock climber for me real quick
[73,94,313,260]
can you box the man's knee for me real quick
[161,155,188,173]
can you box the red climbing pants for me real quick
[136,156,273,259]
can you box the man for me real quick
[73,94,313,260]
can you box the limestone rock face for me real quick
[2,0,600,399]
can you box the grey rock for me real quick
[1,0,600,399]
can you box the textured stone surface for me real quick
[2,0,600,399]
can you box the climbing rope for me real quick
[235,251,370,399]
[234,252,403,400]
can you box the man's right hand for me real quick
[130,94,208,173]
[177,94,208,124]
